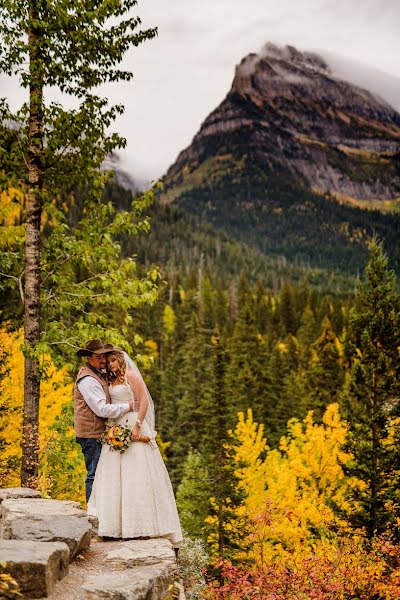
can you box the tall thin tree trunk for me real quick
[21,2,43,487]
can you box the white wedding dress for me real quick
[87,382,182,545]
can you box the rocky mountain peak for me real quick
[231,43,394,121]
[163,43,400,208]
[262,43,330,73]
[233,43,330,92]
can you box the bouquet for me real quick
[101,420,152,454]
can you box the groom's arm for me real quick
[77,377,133,418]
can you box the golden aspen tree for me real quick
[228,404,363,564]
[0,326,75,491]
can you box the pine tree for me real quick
[341,239,400,535]
[263,335,300,446]
[199,275,216,329]
[176,450,211,539]
[214,280,228,335]
[297,303,319,356]
[305,317,344,420]
[159,316,209,486]
[201,331,243,559]
[225,302,268,424]
[277,282,298,336]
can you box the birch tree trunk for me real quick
[21,2,43,487]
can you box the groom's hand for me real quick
[131,423,141,441]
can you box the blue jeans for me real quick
[76,437,102,503]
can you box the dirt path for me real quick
[49,538,124,599]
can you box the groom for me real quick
[74,339,134,503]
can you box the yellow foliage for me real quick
[0,328,25,486]
[277,403,361,515]
[205,496,245,558]
[276,341,287,353]
[162,305,176,337]
[383,416,400,449]
[0,326,81,497]
[0,188,24,224]
[0,189,26,248]
[0,564,21,599]
[144,339,159,360]
[228,405,365,564]
[155,434,171,463]
[0,187,60,247]
[270,296,276,312]
[335,335,344,360]
[229,411,268,516]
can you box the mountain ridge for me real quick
[157,43,400,275]
[163,43,400,206]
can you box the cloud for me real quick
[320,51,400,112]
[1,0,399,182]
[116,0,400,181]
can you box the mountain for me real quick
[159,43,400,274]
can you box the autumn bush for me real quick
[206,527,400,599]
[205,405,363,561]
[204,406,400,598]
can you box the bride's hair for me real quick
[107,350,126,384]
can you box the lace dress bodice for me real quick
[109,382,140,411]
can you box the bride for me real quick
[87,348,182,546]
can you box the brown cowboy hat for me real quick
[76,339,119,357]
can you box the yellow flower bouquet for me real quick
[101,420,152,454]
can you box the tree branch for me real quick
[0,270,24,304]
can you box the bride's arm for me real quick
[126,370,149,439]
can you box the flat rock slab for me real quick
[1,498,83,516]
[1,499,91,560]
[105,539,176,568]
[0,487,42,502]
[83,562,178,600]
[0,539,69,598]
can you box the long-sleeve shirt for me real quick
[77,376,130,419]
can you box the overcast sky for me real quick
[1,0,400,183]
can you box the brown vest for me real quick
[74,365,111,439]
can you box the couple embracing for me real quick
[74,339,182,547]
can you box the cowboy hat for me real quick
[76,339,119,357]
